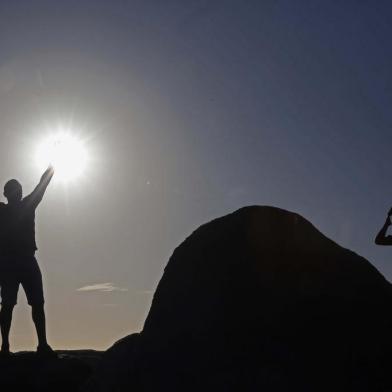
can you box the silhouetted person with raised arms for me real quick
[0,166,54,356]
[375,208,392,245]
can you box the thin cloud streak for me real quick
[77,283,128,292]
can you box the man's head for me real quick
[4,179,22,203]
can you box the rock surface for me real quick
[84,333,140,391]
[94,206,392,391]
[0,350,102,392]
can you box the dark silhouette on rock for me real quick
[89,206,392,392]
[375,207,392,245]
[4,205,392,391]
[0,166,54,355]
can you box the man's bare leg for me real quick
[31,304,55,355]
[0,304,14,354]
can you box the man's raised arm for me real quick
[25,166,54,208]
[375,208,392,245]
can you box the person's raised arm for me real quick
[25,166,54,209]
[375,208,392,245]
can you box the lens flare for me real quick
[35,132,88,182]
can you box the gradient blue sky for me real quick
[0,0,391,350]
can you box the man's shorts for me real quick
[0,255,44,306]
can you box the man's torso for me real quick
[0,199,38,258]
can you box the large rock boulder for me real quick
[94,206,392,391]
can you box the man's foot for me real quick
[37,343,57,358]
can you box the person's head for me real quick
[4,179,22,203]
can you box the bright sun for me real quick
[35,132,88,182]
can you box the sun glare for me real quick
[35,132,88,182]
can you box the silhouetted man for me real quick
[375,208,392,245]
[0,166,54,355]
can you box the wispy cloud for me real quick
[77,283,128,292]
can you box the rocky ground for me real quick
[0,350,102,392]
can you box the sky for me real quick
[0,0,392,350]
